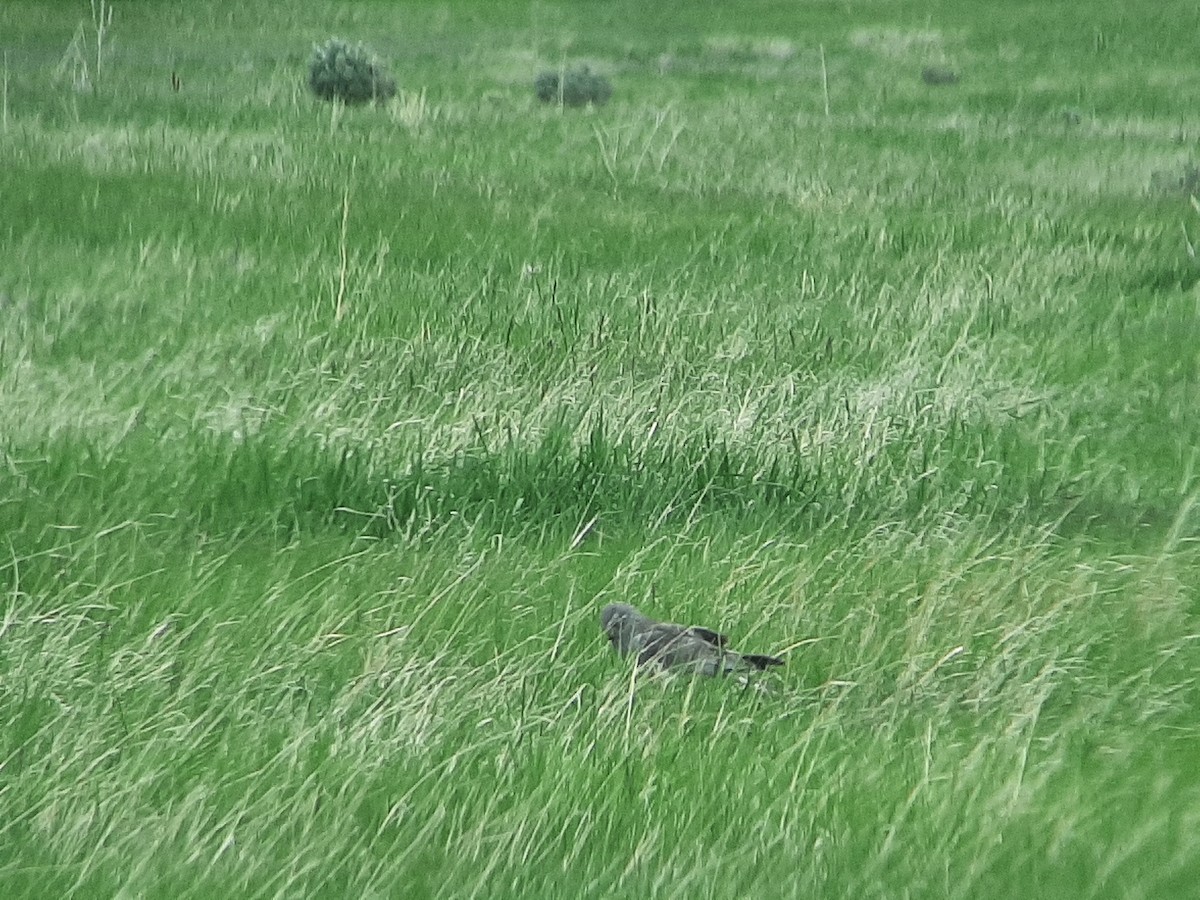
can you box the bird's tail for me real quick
[740,653,785,671]
[717,652,785,673]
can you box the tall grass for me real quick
[1,0,1199,896]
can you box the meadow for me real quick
[2,0,1199,896]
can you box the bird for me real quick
[600,602,784,677]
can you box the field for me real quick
[3,0,1200,896]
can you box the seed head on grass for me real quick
[601,602,784,676]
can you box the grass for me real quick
[2,0,1199,896]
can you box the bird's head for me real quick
[599,603,642,654]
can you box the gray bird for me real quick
[600,602,785,676]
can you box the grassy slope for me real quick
[2,0,1199,896]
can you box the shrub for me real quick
[534,65,613,108]
[1150,162,1200,196]
[920,66,960,86]
[308,38,397,105]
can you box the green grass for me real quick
[2,0,1200,896]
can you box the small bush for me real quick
[308,38,397,105]
[1150,162,1200,197]
[1060,106,1084,126]
[920,66,960,86]
[534,66,613,108]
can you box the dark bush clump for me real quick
[308,38,397,105]
[534,66,613,107]
[920,66,960,86]
[1150,162,1200,197]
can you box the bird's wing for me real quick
[633,628,724,672]
[632,620,780,675]
[684,626,728,649]
[635,622,714,668]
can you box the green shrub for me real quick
[1150,161,1200,196]
[308,38,397,105]
[534,65,613,107]
[920,66,960,86]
